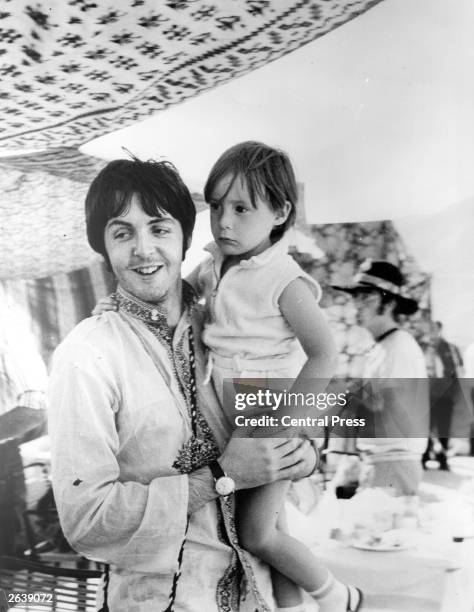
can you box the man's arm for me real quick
[187,435,316,514]
[48,342,190,572]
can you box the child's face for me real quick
[209,173,289,260]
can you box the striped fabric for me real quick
[0,260,116,368]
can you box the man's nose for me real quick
[133,232,155,258]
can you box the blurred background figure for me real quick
[464,341,474,456]
[333,259,429,496]
[0,289,48,557]
[422,321,464,471]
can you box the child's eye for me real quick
[209,200,220,210]
[235,205,249,214]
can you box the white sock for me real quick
[276,606,306,612]
[309,572,348,612]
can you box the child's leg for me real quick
[237,479,327,592]
[271,569,303,610]
[237,480,363,612]
[271,507,303,610]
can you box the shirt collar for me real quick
[116,281,197,330]
[204,233,290,271]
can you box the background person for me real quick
[333,259,430,496]
[422,321,464,470]
[0,292,48,557]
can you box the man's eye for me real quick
[114,230,130,240]
[152,226,169,235]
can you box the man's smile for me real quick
[131,264,163,276]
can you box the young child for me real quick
[95,142,363,612]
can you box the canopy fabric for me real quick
[0,150,105,279]
[0,147,209,279]
[0,0,384,152]
[0,147,105,182]
[0,0,386,280]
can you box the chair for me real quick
[0,556,103,611]
[20,460,98,571]
[0,440,26,557]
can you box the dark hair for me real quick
[354,287,403,321]
[85,158,196,262]
[203,141,297,242]
[377,290,403,320]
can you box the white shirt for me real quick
[190,235,321,369]
[359,329,429,459]
[48,302,272,612]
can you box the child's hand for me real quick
[92,295,118,316]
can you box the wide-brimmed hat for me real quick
[332,259,419,315]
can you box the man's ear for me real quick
[273,201,292,226]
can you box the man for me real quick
[464,342,474,456]
[48,159,316,611]
[423,321,464,470]
[333,259,429,496]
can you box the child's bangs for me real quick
[208,170,241,206]
[243,170,266,208]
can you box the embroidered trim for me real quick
[172,436,219,474]
[216,549,242,612]
[219,497,272,612]
[116,282,197,406]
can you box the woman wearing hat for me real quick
[333,260,430,495]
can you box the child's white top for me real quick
[191,234,322,369]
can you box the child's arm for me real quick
[92,295,118,316]
[279,277,338,408]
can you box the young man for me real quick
[333,259,430,496]
[48,158,316,611]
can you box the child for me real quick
[94,142,363,612]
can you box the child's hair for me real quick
[85,157,196,263]
[204,141,297,242]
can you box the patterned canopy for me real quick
[0,0,384,279]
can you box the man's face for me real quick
[352,289,381,329]
[104,195,184,306]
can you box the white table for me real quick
[312,530,474,611]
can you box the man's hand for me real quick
[219,429,317,490]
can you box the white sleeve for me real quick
[48,343,188,572]
[272,258,322,308]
